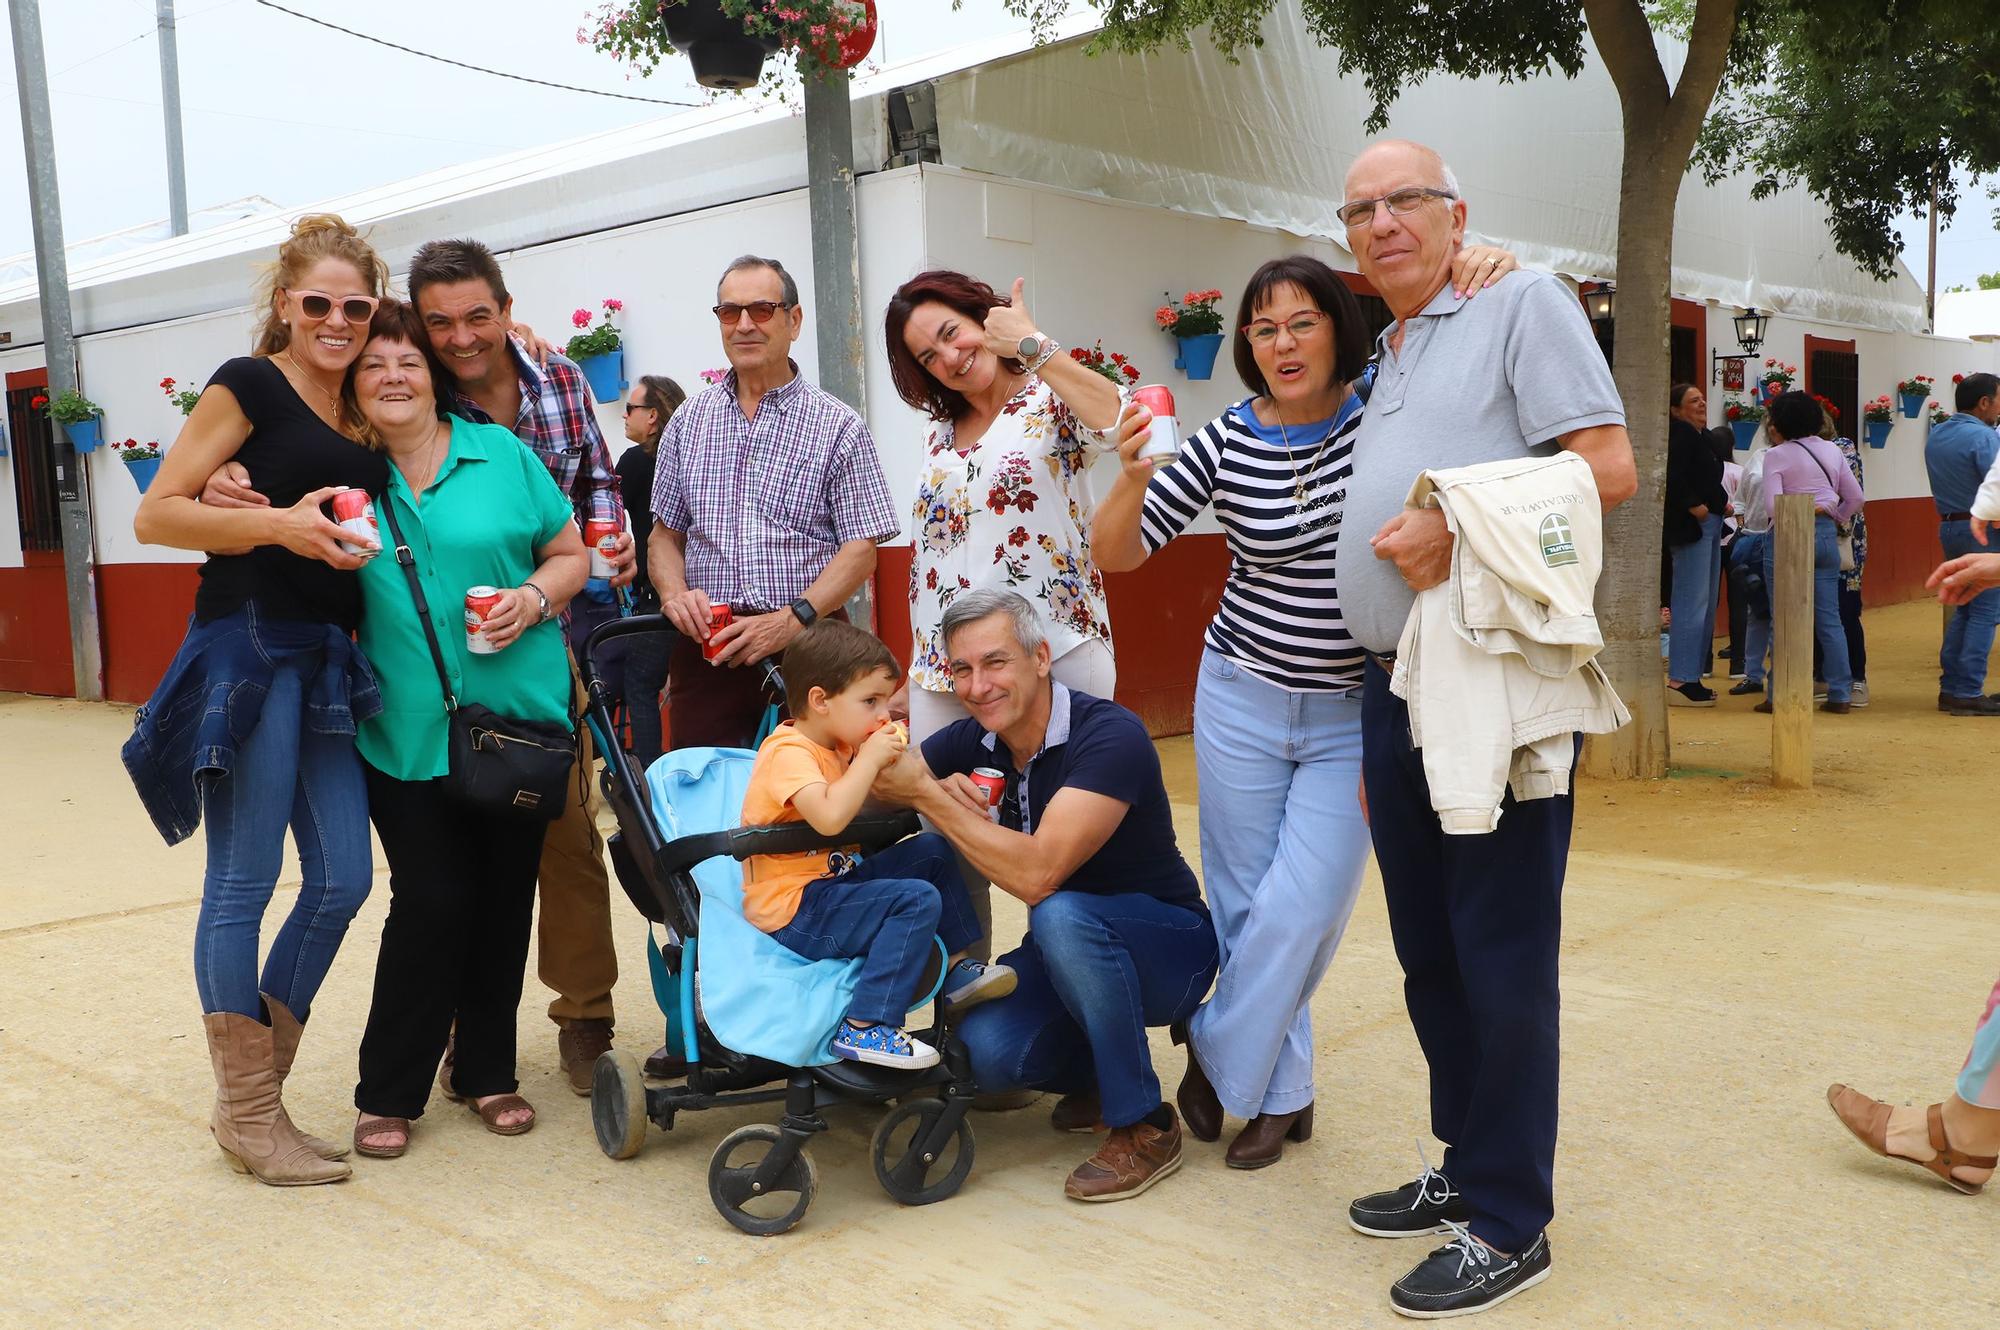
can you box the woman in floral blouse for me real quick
[884,270,1125,953]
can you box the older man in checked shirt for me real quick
[650,254,899,749]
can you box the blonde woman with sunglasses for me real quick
[128,213,393,1187]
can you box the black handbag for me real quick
[379,494,576,821]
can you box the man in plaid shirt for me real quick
[405,238,629,1094]
[649,254,899,749]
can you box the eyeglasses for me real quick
[712,300,793,324]
[624,400,654,416]
[1335,187,1457,229]
[1241,311,1331,345]
[291,290,380,323]
[999,772,1024,832]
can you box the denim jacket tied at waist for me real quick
[122,602,383,846]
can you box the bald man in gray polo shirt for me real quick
[1336,139,1635,1321]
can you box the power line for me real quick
[251,0,701,107]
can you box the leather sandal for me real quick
[468,1093,536,1137]
[436,1031,464,1103]
[1827,1084,1996,1195]
[353,1115,412,1160]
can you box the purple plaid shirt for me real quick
[451,340,625,531]
[651,364,899,611]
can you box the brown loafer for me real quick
[1826,1084,1994,1195]
[1225,1103,1314,1170]
[468,1093,537,1137]
[1170,1020,1224,1143]
[1050,1091,1103,1134]
[1064,1108,1183,1202]
[353,1114,412,1159]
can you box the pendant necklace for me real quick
[1274,404,1337,528]
[280,351,341,419]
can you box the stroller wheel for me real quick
[708,1125,817,1236]
[871,1097,975,1206]
[591,1049,649,1160]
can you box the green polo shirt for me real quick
[355,415,576,781]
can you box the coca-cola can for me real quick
[1131,384,1180,462]
[584,519,621,578]
[702,604,733,662]
[330,488,379,558]
[465,585,504,655]
[969,767,1006,823]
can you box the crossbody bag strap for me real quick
[377,491,459,714]
[1793,441,1854,531]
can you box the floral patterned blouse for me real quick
[907,376,1120,692]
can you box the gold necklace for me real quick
[396,421,447,494]
[279,351,341,417]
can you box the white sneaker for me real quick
[1850,680,1870,708]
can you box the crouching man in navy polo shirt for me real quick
[870,589,1217,1203]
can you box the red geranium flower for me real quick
[30,394,47,411]
[572,308,592,329]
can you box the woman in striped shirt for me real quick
[1092,250,1514,1169]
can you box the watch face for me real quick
[1018,335,1041,360]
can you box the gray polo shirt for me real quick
[1341,271,1626,654]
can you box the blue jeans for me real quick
[1762,515,1851,704]
[1362,659,1572,1254]
[956,890,1218,1129]
[1940,519,2000,698]
[1668,513,1724,682]
[767,832,981,1027]
[195,656,373,1020]
[1188,649,1370,1117]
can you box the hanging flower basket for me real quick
[566,299,626,404]
[1155,289,1226,381]
[1173,334,1224,381]
[38,389,104,452]
[1861,395,1894,448]
[1896,375,1933,418]
[1862,420,1891,449]
[112,437,164,491]
[1724,397,1764,450]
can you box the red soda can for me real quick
[331,488,379,558]
[465,585,504,655]
[1130,384,1180,463]
[584,519,620,579]
[702,604,733,661]
[968,767,1006,823]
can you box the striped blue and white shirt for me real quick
[1139,395,1365,692]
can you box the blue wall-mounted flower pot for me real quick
[1729,419,1760,450]
[124,456,162,492]
[1898,389,1926,419]
[1173,333,1224,381]
[579,349,626,404]
[1863,419,1891,449]
[65,416,103,453]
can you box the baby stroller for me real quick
[578,615,980,1235]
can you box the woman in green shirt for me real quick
[343,300,587,1159]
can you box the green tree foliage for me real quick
[1689,1,2000,279]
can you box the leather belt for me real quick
[1941,511,1974,522]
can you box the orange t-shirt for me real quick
[740,722,859,932]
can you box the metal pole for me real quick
[158,0,189,236]
[10,0,104,701]
[1926,160,1940,332]
[802,66,875,629]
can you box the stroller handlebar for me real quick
[659,811,920,879]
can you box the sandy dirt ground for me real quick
[2,599,1995,1328]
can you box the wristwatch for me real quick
[521,580,552,624]
[789,596,819,629]
[1017,333,1059,373]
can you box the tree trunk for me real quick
[1580,0,1738,780]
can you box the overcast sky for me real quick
[2,0,1995,288]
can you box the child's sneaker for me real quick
[941,958,1018,1013]
[831,1021,940,1069]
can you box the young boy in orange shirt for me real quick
[742,622,1013,1068]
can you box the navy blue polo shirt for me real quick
[922,685,1204,912]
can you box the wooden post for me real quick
[1770,493,1815,789]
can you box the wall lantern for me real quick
[1582,284,1615,323]
[1731,307,1770,355]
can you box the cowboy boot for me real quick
[262,994,350,1161]
[202,1011,350,1186]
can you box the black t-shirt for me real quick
[615,443,657,604]
[192,357,389,631]
[921,687,1206,912]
